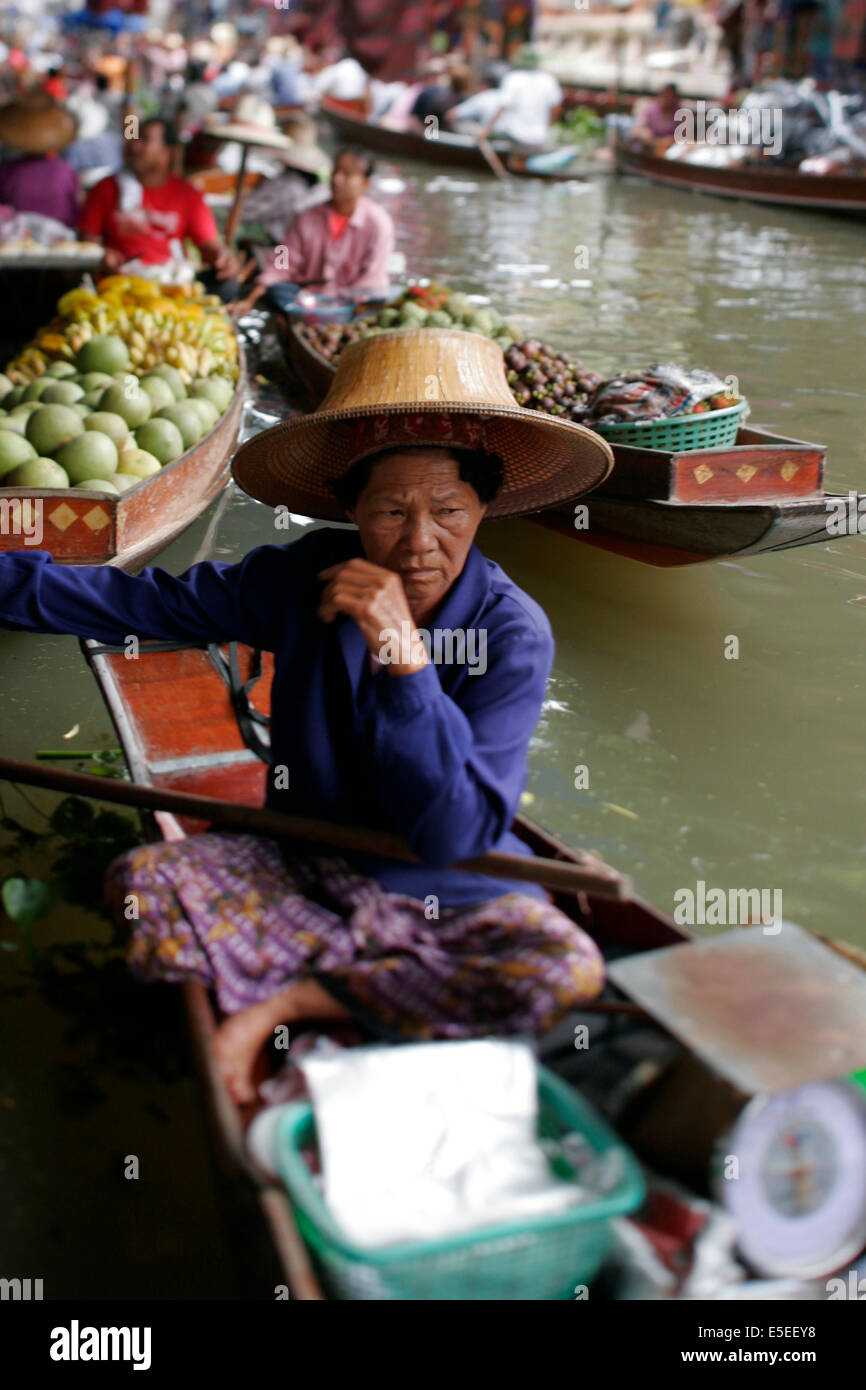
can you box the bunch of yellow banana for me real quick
[6,275,239,384]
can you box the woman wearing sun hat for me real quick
[0,328,614,1103]
[0,92,80,227]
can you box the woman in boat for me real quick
[0,329,614,1102]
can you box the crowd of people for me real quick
[0,21,571,309]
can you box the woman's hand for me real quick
[318,559,429,676]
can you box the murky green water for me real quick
[8,165,866,938]
[2,160,866,1295]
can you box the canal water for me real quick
[2,161,865,1296]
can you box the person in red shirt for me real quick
[43,68,69,103]
[79,117,242,298]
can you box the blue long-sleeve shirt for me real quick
[0,528,554,906]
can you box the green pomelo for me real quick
[139,375,177,411]
[45,360,78,379]
[97,381,152,428]
[55,432,119,483]
[146,363,187,400]
[109,473,139,494]
[80,372,115,393]
[155,403,202,449]
[73,477,119,494]
[186,397,220,433]
[4,387,24,407]
[6,457,68,488]
[72,404,91,418]
[42,380,85,406]
[83,389,104,407]
[23,378,52,401]
[0,372,13,402]
[0,414,28,435]
[117,448,161,479]
[10,400,43,417]
[0,431,37,476]
[84,412,130,449]
[76,335,130,375]
[192,376,233,412]
[26,403,84,455]
[134,418,185,464]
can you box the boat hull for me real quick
[621,148,866,216]
[0,364,245,570]
[321,96,512,172]
[533,492,839,566]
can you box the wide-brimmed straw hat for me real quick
[203,97,296,153]
[277,113,331,177]
[232,328,614,520]
[0,95,77,154]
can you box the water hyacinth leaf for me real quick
[1,876,54,926]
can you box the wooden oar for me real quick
[477,136,508,180]
[0,756,629,900]
[224,143,249,249]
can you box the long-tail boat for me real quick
[279,317,856,566]
[620,146,866,218]
[0,362,245,570]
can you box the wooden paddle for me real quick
[0,756,630,900]
[477,136,508,180]
[224,144,249,249]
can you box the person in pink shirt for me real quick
[238,146,395,314]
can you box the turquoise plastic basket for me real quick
[592,397,748,450]
[275,1067,645,1301]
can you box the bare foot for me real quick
[213,981,352,1104]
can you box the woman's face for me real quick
[348,449,487,619]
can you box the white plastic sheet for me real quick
[300,1039,580,1248]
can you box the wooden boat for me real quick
[620,146,866,217]
[319,96,597,182]
[532,423,855,566]
[278,320,851,567]
[83,635,687,1298]
[0,362,245,570]
[187,167,264,200]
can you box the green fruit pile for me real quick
[0,337,236,495]
[299,284,525,365]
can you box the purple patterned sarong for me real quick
[106,833,604,1038]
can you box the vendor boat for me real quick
[620,146,866,217]
[80,635,866,1297]
[0,357,245,570]
[82,634,685,1298]
[531,423,854,566]
[279,318,855,567]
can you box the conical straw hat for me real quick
[0,96,77,154]
[232,328,613,520]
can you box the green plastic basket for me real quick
[275,1067,645,1301]
[592,397,748,450]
